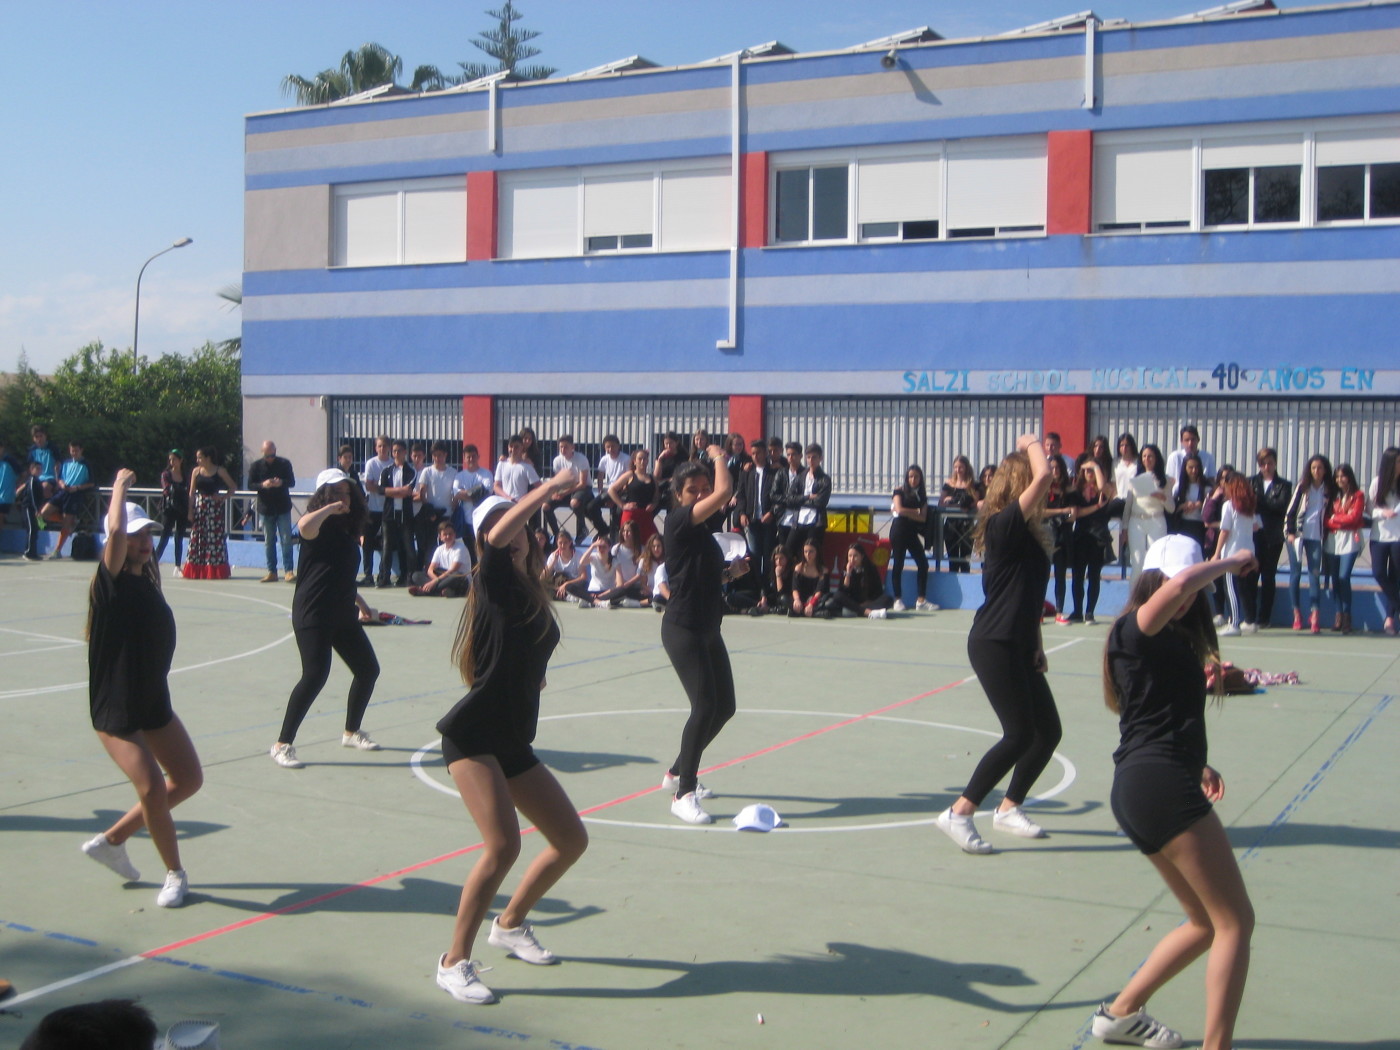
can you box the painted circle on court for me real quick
[411,707,1077,833]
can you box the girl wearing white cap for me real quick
[434,468,588,1006]
[80,469,203,908]
[271,469,381,769]
[1092,535,1257,1050]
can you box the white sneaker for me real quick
[1241,622,1258,635]
[1212,614,1227,627]
[867,608,888,619]
[916,598,939,612]
[1090,1004,1183,1048]
[661,772,713,799]
[892,599,907,612]
[992,804,1046,838]
[270,742,305,768]
[671,791,714,825]
[488,917,557,965]
[1220,623,1242,637]
[156,869,188,908]
[935,807,993,854]
[619,598,642,609]
[436,955,496,1004]
[341,730,381,751]
[81,834,140,881]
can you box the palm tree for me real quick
[454,2,555,83]
[282,43,446,105]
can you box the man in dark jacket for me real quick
[248,440,296,582]
[783,443,833,562]
[1250,447,1293,626]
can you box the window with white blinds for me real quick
[945,140,1046,237]
[333,177,467,267]
[1094,141,1193,230]
[857,156,940,240]
[501,176,580,259]
[659,168,730,251]
[583,175,653,252]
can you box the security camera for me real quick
[881,49,898,68]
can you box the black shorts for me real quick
[441,729,539,779]
[1110,760,1213,855]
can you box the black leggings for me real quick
[963,637,1062,806]
[280,620,381,744]
[1070,532,1103,618]
[889,517,928,600]
[661,618,736,797]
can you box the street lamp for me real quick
[132,237,193,373]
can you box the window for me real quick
[1201,136,1302,227]
[1315,130,1400,223]
[944,140,1046,238]
[332,178,466,267]
[658,169,730,251]
[774,165,849,243]
[857,156,940,240]
[583,175,653,253]
[1093,141,1192,231]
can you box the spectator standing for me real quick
[1249,448,1292,627]
[452,445,496,560]
[1213,473,1261,636]
[247,440,296,582]
[1045,455,1075,620]
[1124,444,1173,582]
[1325,464,1366,635]
[19,460,45,561]
[782,443,832,561]
[940,455,979,573]
[0,439,16,530]
[183,447,235,580]
[1368,448,1400,636]
[1165,425,1216,484]
[609,448,660,544]
[153,450,190,575]
[409,444,430,571]
[27,425,57,504]
[654,431,683,508]
[1043,432,1074,477]
[1285,455,1334,633]
[1063,460,1114,625]
[361,435,393,586]
[41,438,95,558]
[416,441,459,571]
[1173,454,1212,556]
[495,434,542,503]
[889,465,934,611]
[737,437,775,580]
[771,441,802,555]
[377,440,417,588]
[594,434,629,539]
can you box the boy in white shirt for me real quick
[595,433,628,540]
[409,521,471,597]
[546,433,600,544]
[494,434,541,501]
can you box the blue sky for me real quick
[3,0,1212,374]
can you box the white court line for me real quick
[0,641,84,658]
[0,626,85,645]
[2,956,146,1008]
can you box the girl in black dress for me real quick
[435,470,588,1006]
[81,469,204,908]
[936,435,1058,854]
[662,445,749,824]
[1094,535,1256,1050]
[889,465,935,611]
[271,469,382,769]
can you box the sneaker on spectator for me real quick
[867,608,888,619]
[174,566,183,578]
[1055,614,1072,625]
[1090,1004,1183,1048]
[45,548,63,560]
[661,773,713,799]
[1241,622,1258,635]
[408,585,425,596]
[1220,623,1241,637]
[992,805,1046,838]
[81,834,140,881]
[916,598,938,612]
[1085,615,1098,626]
[619,598,642,608]
[436,956,496,1004]
[341,730,381,751]
[156,869,188,908]
[935,808,993,854]
[670,791,713,825]
[488,917,557,965]
[270,742,304,768]
[892,599,907,612]
[1213,614,1227,627]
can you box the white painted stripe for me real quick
[3,956,145,1007]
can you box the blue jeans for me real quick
[1288,538,1322,616]
[263,510,294,572]
[1326,549,1358,614]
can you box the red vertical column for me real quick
[741,152,768,248]
[1043,395,1089,461]
[466,171,497,261]
[728,395,764,444]
[462,395,495,460]
[1046,130,1092,235]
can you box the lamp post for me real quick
[133,237,193,373]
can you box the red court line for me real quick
[142,673,971,959]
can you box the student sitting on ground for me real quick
[567,535,614,607]
[543,530,585,600]
[597,519,648,607]
[639,533,666,608]
[828,542,896,619]
[409,520,471,597]
[760,546,793,616]
[791,537,831,618]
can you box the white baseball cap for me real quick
[315,467,351,490]
[472,495,513,536]
[732,803,784,832]
[1142,534,1203,579]
[105,501,158,536]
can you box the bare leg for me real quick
[498,763,588,929]
[1111,812,1253,1050]
[97,716,203,872]
[444,755,522,967]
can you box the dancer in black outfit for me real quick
[1092,535,1256,1050]
[937,434,1060,854]
[434,471,588,1006]
[271,469,381,769]
[662,444,749,824]
[80,469,203,909]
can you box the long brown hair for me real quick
[1102,569,1221,713]
[451,516,555,685]
[973,451,1051,558]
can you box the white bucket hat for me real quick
[732,803,784,832]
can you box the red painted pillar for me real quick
[741,152,768,248]
[1046,130,1092,235]
[462,395,495,461]
[466,171,497,260]
[1043,395,1089,461]
[728,395,764,445]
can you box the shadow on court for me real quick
[0,810,227,841]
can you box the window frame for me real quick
[330,176,467,268]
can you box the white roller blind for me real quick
[857,156,940,224]
[502,176,579,259]
[946,144,1046,230]
[335,191,398,267]
[403,185,467,264]
[1201,135,1302,168]
[660,168,730,250]
[1315,130,1400,166]
[1094,141,1192,225]
[583,175,653,237]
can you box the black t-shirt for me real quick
[437,542,560,747]
[969,501,1049,645]
[1107,613,1208,769]
[664,503,724,630]
[88,563,176,733]
[293,523,361,629]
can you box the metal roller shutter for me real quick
[496,396,729,467]
[328,397,465,469]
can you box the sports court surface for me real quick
[1,555,1396,1049]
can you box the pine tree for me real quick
[455,2,555,83]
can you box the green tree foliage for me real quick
[282,42,446,105]
[0,341,243,486]
[454,2,555,82]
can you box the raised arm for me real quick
[1016,435,1052,517]
[690,445,733,524]
[102,469,138,574]
[484,468,581,549]
[1137,549,1256,636]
